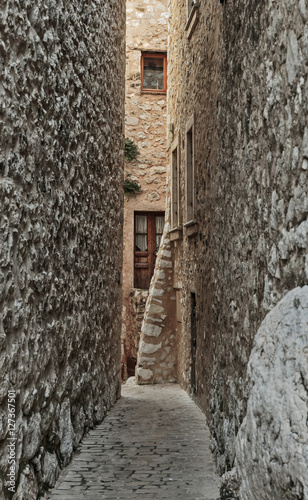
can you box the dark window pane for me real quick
[143,57,164,90]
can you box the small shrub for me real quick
[123,177,142,197]
[125,138,139,162]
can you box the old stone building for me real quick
[137,0,308,496]
[0,0,125,497]
[121,0,168,380]
[1,0,308,498]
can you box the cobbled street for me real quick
[47,384,220,500]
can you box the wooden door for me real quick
[134,212,164,289]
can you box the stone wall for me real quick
[236,286,308,500]
[136,222,177,384]
[122,0,168,379]
[0,0,125,497]
[168,0,308,477]
[122,288,148,380]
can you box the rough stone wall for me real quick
[122,0,168,379]
[168,0,308,476]
[167,0,221,394]
[121,288,148,380]
[236,286,308,500]
[0,0,125,497]
[136,223,177,384]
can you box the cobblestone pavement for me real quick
[47,383,220,500]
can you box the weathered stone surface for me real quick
[43,453,60,489]
[136,368,153,380]
[220,467,240,500]
[143,324,162,338]
[0,0,125,496]
[59,400,74,467]
[121,288,149,380]
[236,287,308,500]
[136,225,177,384]
[12,465,38,500]
[167,0,308,475]
[139,341,162,355]
[126,116,139,126]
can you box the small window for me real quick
[141,52,167,93]
[186,115,194,222]
[171,137,180,228]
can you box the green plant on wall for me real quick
[123,176,142,198]
[125,138,139,162]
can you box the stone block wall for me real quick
[236,286,308,500]
[0,0,125,496]
[121,288,148,380]
[168,0,308,475]
[136,222,177,384]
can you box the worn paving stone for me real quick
[47,384,220,499]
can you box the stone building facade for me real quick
[122,0,168,380]
[0,0,125,497]
[137,0,308,494]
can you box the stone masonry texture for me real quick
[124,0,168,206]
[0,0,125,497]
[236,286,308,500]
[136,223,178,384]
[47,383,220,499]
[167,0,308,477]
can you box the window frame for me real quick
[141,52,167,94]
[185,114,195,223]
[171,135,181,229]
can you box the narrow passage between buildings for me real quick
[47,384,220,500]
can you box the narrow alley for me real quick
[1,0,308,498]
[47,384,220,500]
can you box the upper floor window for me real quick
[185,115,195,222]
[171,136,181,229]
[141,52,167,93]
